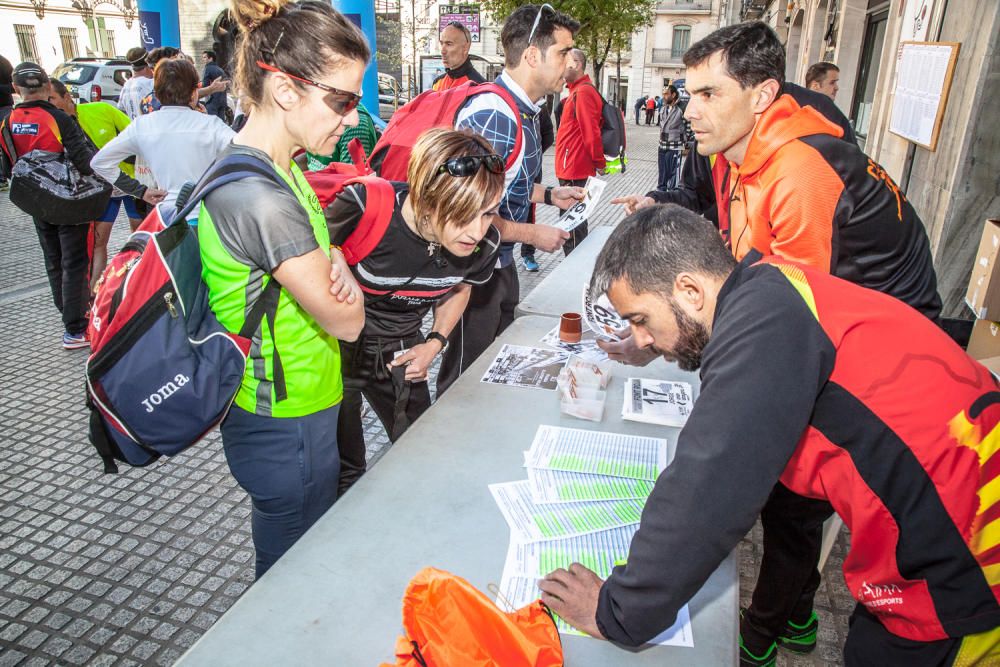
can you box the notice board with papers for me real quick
[889,41,960,151]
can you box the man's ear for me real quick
[752,78,781,114]
[523,44,540,69]
[674,272,706,311]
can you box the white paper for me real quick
[622,378,694,427]
[553,176,607,233]
[496,536,694,647]
[582,285,627,341]
[527,468,655,504]
[539,325,609,363]
[489,480,644,542]
[524,425,667,481]
[481,344,570,390]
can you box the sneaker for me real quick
[0,181,8,192]
[739,636,776,667]
[62,332,89,350]
[522,256,539,272]
[778,611,818,654]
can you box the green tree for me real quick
[479,0,656,94]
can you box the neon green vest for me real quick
[198,160,342,417]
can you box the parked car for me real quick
[377,72,407,121]
[51,58,133,104]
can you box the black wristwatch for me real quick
[544,186,554,206]
[426,332,449,350]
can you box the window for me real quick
[113,69,131,86]
[59,27,79,60]
[105,29,117,58]
[14,25,39,63]
[671,25,691,59]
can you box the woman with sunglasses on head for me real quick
[197,0,367,578]
[324,128,505,496]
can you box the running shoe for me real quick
[62,332,90,350]
[523,256,539,272]
[739,636,777,667]
[778,611,818,654]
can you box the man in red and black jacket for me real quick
[554,48,602,255]
[541,207,1000,666]
[4,62,97,349]
[432,22,485,92]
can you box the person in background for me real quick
[117,47,154,120]
[554,47,602,254]
[201,50,228,120]
[432,22,485,91]
[644,95,656,124]
[47,78,158,285]
[435,3,585,396]
[519,99,554,273]
[325,129,504,495]
[304,102,378,171]
[541,206,1000,667]
[633,94,646,125]
[5,63,99,349]
[0,53,13,191]
[805,61,840,102]
[91,58,234,214]
[656,85,684,191]
[140,47,228,115]
[199,0,367,578]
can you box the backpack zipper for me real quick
[164,292,178,318]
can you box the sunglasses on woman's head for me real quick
[256,61,362,115]
[438,154,505,177]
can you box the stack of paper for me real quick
[556,356,614,422]
[622,378,694,427]
[490,425,694,647]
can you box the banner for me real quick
[439,4,481,42]
[136,0,179,48]
[332,0,380,118]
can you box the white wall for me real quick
[1,1,140,73]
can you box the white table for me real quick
[177,316,738,666]
[518,226,614,319]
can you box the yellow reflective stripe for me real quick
[974,514,1000,563]
[952,624,1000,667]
[771,263,819,321]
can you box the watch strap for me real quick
[426,331,449,350]
[544,186,554,206]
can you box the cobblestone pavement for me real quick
[0,121,851,666]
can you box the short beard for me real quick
[668,299,710,372]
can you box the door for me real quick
[849,6,889,151]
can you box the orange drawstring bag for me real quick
[380,567,564,667]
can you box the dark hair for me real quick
[805,61,839,87]
[154,58,200,105]
[126,46,148,69]
[203,50,217,61]
[501,4,580,69]
[229,0,370,112]
[48,77,68,97]
[442,21,471,43]
[664,84,678,99]
[590,205,736,299]
[147,46,181,69]
[683,21,785,88]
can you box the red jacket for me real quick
[555,75,605,180]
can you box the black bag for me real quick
[586,83,627,174]
[9,149,112,225]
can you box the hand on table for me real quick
[539,563,606,639]
[597,328,658,366]
[328,249,361,304]
[387,340,441,381]
[610,194,656,216]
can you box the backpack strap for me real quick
[0,117,17,179]
[178,153,301,403]
[339,176,397,265]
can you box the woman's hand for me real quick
[387,340,443,382]
[328,248,361,305]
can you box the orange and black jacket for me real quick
[3,100,95,176]
[597,252,1000,647]
[431,59,485,92]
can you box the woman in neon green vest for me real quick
[198,0,367,578]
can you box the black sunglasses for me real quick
[256,61,362,115]
[438,154,505,177]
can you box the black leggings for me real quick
[335,332,432,496]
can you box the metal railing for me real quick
[656,0,712,10]
[651,47,688,63]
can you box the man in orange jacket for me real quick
[554,48,603,254]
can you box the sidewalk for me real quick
[0,122,851,666]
